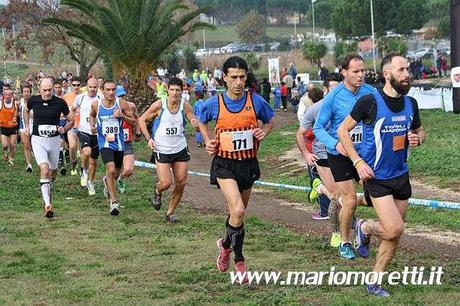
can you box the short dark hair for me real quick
[103,79,116,88]
[323,72,343,88]
[22,84,32,92]
[223,56,248,75]
[168,77,183,88]
[3,84,11,89]
[71,76,82,83]
[380,52,403,72]
[308,87,324,103]
[341,54,364,70]
[53,80,62,86]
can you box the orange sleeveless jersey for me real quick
[0,99,17,128]
[122,120,133,142]
[215,93,258,160]
[64,92,80,127]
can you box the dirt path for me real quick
[179,111,459,261]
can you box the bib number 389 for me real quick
[102,119,119,142]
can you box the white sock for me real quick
[40,179,51,207]
[82,169,88,176]
[316,183,324,194]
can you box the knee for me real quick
[123,168,133,178]
[106,167,117,178]
[385,223,405,240]
[233,206,246,219]
[159,178,172,190]
[2,144,8,150]
[175,178,187,189]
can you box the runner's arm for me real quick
[89,100,98,134]
[61,103,74,133]
[138,100,161,141]
[313,97,338,152]
[119,99,136,126]
[183,102,199,130]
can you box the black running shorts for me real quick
[210,155,260,192]
[100,148,124,169]
[151,147,190,164]
[327,152,359,183]
[364,172,412,201]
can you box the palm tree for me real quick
[43,0,212,112]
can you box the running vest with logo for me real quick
[360,91,414,180]
[76,94,99,134]
[96,98,124,151]
[0,98,17,128]
[152,98,187,154]
[215,93,258,160]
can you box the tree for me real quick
[378,37,408,57]
[182,46,200,72]
[334,40,358,65]
[395,0,427,35]
[44,0,213,112]
[245,52,259,70]
[0,0,102,76]
[302,39,327,67]
[236,10,265,44]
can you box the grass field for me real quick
[0,109,459,304]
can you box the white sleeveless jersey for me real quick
[152,98,187,154]
[75,93,99,134]
[19,98,33,133]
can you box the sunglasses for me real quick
[72,83,81,87]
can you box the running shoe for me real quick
[367,284,390,297]
[165,213,179,223]
[151,189,162,211]
[110,202,120,216]
[26,164,33,173]
[102,176,109,199]
[117,179,127,194]
[87,180,96,196]
[216,238,232,272]
[355,219,370,258]
[80,173,88,187]
[70,169,78,176]
[311,212,329,220]
[307,177,322,203]
[234,261,249,284]
[44,205,54,218]
[338,242,356,260]
[59,166,67,176]
[8,158,14,166]
[330,232,341,248]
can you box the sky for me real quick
[0,0,8,5]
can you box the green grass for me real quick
[0,149,458,304]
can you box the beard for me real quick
[390,75,411,95]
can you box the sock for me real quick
[82,169,88,176]
[40,179,51,207]
[340,241,352,247]
[316,183,323,194]
[27,163,32,168]
[71,161,77,170]
[222,218,245,262]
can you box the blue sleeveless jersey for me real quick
[360,91,413,180]
[96,98,125,151]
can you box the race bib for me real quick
[123,128,130,141]
[349,126,363,144]
[102,119,119,142]
[38,124,57,137]
[220,130,254,152]
[163,122,181,137]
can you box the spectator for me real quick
[261,78,271,103]
[280,81,289,112]
[319,64,329,81]
[289,63,297,79]
[436,51,443,78]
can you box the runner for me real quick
[116,85,140,194]
[89,80,135,215]
[138,77,199,222]
[338,53,425,296]
[198,56,275,282]
[313,54,376,260]
[63,77,82,176]
[0,87,18,165]
[296,74,342,247]
[24,78,74,218]
[71,77,100,195]
[18,85,34,172]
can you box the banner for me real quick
[268,58,280,84]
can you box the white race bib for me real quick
[220,130,254,152]
[162,122,181,137]
[349,125,363,144]
[102,119,119,142]
[38,125,57,137]
[123,128,130,141]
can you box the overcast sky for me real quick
[0,0,8,5]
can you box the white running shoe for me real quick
[102,176,109,199]
[80,173,88,187]
[87,180,96,196]
[110,202,120,216]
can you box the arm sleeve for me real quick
[198,97,218,123]
[301,104,316,130]
[254,96,274,124]
[313,95,339,151]
[350,95,374,123]
[410,97,421,130]
[61,99,70,116]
